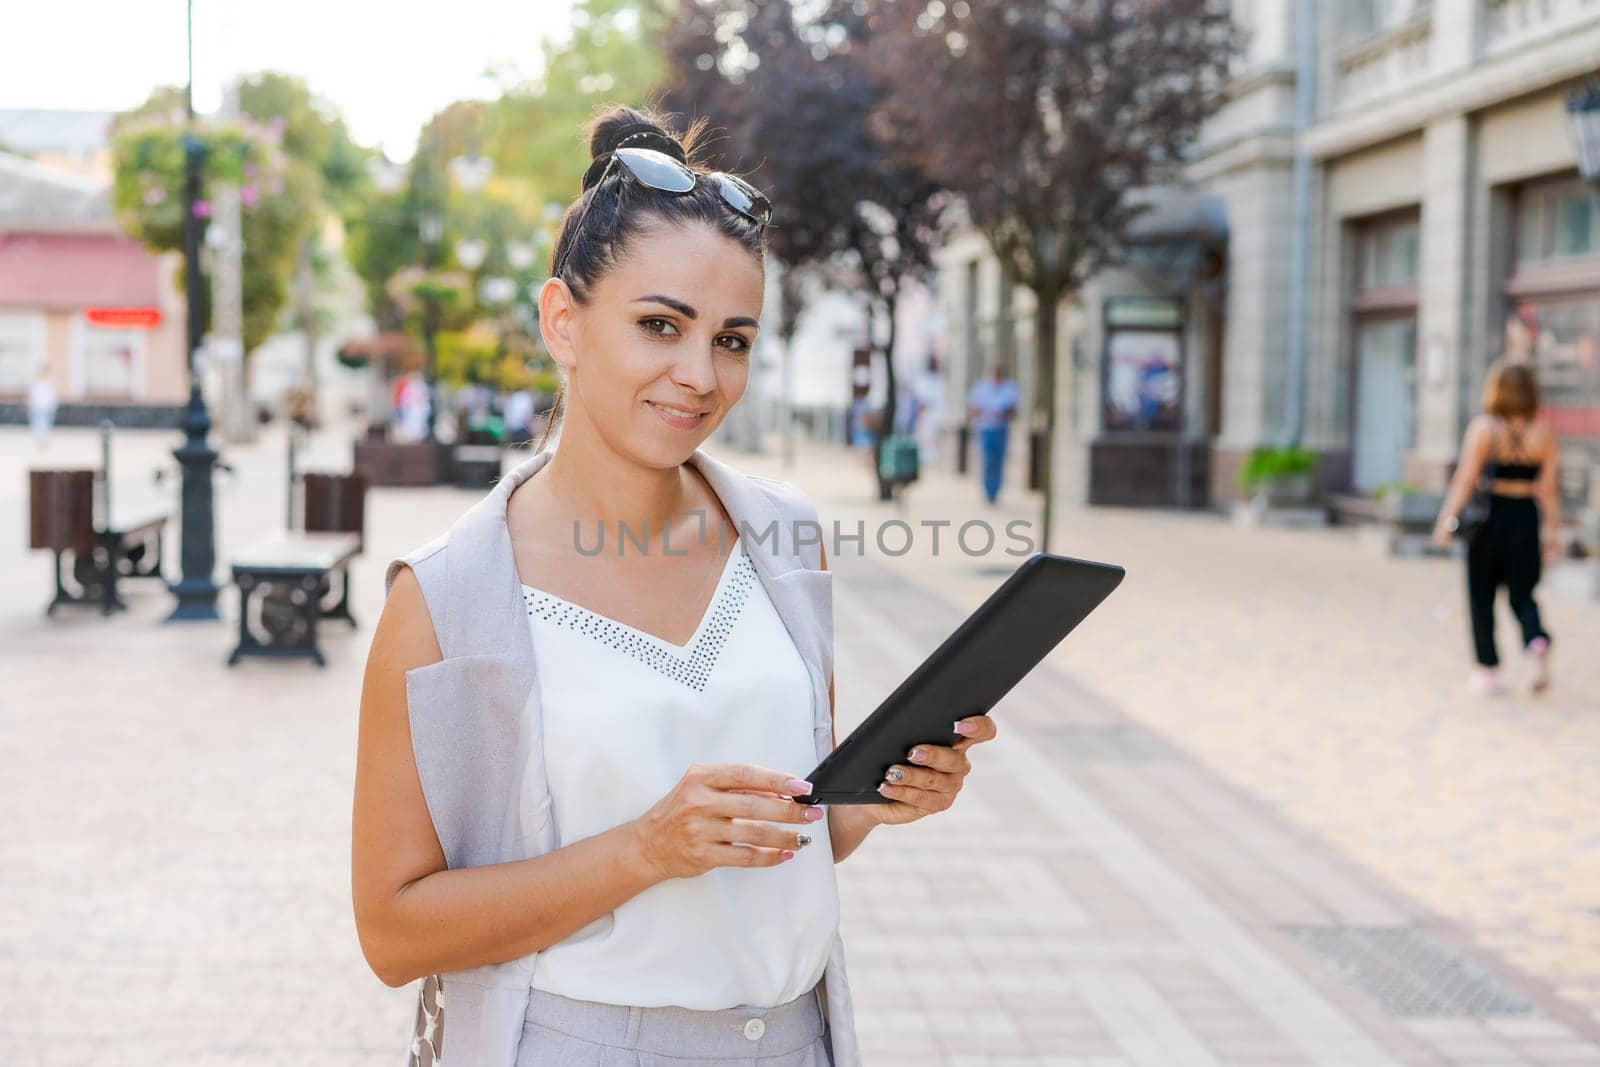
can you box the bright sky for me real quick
[2,0,576,159]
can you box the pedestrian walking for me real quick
[393,372,431,443]
[27,367,58,450]
[967,362,1019,504]
[503,386,535,446]
[913,354,945,464]
[1432,359,1562,695]
[353,105,997,1067]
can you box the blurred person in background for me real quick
[1432,360,1562,695]
[966,361,1018,504]
[913,353,945,464]
[504,386,535,446]
[27,366,58,450]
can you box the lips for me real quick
[646,400,710,430]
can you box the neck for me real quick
[539,418,699,533]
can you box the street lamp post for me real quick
[167,0,221,622]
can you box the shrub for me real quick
[1237,446,1318,492]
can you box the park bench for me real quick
[453,442,504,488]
[29,468,171,617]
[228,462,367,668]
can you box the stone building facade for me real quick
[934,0,1600,514]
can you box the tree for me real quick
[111,106,310,354]
[658,0,950,497]
[488,0,669,208]
[880,0,1234,547]
[111,75,372,380]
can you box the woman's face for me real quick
[540,220,764,468]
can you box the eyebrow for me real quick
[634,294,758,331]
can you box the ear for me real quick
[538,277,581,373]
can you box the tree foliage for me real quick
[110,74,372,353]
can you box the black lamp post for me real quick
[418,209,444,442]
[166,0,221,622]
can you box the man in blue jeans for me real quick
[967,364,1019,504]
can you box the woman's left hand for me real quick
[867,715,997,827]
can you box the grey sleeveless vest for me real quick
[383,447,859,1067]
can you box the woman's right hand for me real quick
[628,763,824,881]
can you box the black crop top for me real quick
[1485,418,1542,481]
[1487,461,1540,481]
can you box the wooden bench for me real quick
[228,532,361,667]
[30,469,171,616]
[228,464,367,667]
[453,443,504,488]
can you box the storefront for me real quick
[1503,173,1600,510]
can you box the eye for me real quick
[717,333,752,354]
[639,317,679,338]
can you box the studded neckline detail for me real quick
[521,542,756,692]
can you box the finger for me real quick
[883,762,962,792]
[877,780,956,812]
[708,790,825,825]
[903,744,972,775]
[708,842,795,868]
[702,763,814,799]
[951,715,998,751]
[726,818,820,852]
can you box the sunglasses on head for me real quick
[553,146,774,280]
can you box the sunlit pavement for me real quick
[3,418,1598,1064]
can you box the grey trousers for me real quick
[514,984,832,1066]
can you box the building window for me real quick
[1502,297,1600,510]
[0,312,46,392]
[1341,0,1430,42]
[1349,210,1421,491]
[1357,217,1420,288]
[1516,179,1600,263]
[75,321,146,398]
[1102,298,1184,434]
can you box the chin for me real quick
[627,415,724,468]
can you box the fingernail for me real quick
[954,720,977,736]
[784,778,813,795]
[802,807,824,822]
[781,850,796,861]
[796,833,812,848]
[886,767,905,783]
[878,783,892,796]
[908,748,926,763]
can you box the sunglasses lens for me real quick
[614,147,696,193]
[711,173,772,225]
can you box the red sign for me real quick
[85,307,162,329]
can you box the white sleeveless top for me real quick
[520,536,841,1010]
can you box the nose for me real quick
[669,338,718,396]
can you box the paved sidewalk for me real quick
[3,421,1598,1064]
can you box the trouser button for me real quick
[743,1017,766,1041]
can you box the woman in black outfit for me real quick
[1432,360,1563,695]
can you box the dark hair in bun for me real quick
[549,104,767,305]
[532,104,769,451]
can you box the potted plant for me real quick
[1237,446,1319,508]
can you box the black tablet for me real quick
[793,553,1124,806]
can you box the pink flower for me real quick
[193,199,212,218]
[240,184,259,205]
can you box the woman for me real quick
[352,106,997,1067]
[1432,359,1562,695]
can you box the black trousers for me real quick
[1466,495,1549,667]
